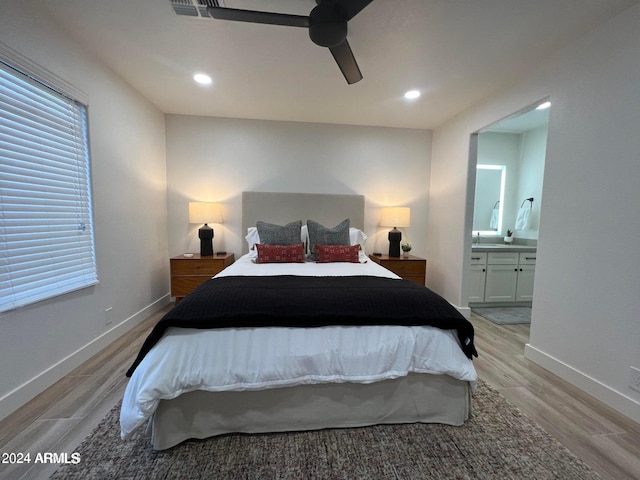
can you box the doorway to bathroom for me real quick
[465,100,550,330]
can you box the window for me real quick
[0,59,97,313]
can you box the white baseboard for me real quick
[525,343,640,425]
[456,305,471,320]
[0,294,171,422]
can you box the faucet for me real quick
[474,232,481,245]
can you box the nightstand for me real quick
[369,254,426,285]
[170,253,234,304]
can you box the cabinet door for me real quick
[467,264,487,303]
[516,264,535,302]
[485,264,517,302]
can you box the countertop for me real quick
[472,243,537,252]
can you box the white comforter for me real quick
[120,254,477,439]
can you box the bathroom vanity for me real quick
[468,244,536,305]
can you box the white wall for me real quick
[165,115,432,261]
[516,126,547,240]
[428,4,640,422]
[0,2,170,419]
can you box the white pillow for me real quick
[349,227,368,253]
[301,224,309,254]
[245,227,260,257]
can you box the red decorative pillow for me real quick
[255,243,305,263]
[315,244,360,263]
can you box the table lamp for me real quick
[380,207,410,257]
[189,202,223,256]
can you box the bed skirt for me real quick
[149,373,471,450]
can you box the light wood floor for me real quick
[1,308,639,480]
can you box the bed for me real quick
[120,192,478,450]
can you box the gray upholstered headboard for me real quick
[241,191,365,254]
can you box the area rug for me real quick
[50,381,598,480]
[472,306,532,325]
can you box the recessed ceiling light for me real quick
[404,90,421,100]
[536,101,551,110]
[193,73,212,85]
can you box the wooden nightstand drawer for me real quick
[170,253,234,304]
[171,276,212,296]
[171,259,222,275]
[368,254,427,285]
[381,260,425,276]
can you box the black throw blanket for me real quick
[126,275,477,377]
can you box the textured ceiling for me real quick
[40,0,639,129]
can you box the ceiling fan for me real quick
[206,0,374,84]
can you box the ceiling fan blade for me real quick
[207,6,309,28]
[333,0,374,21]
[329,40,363,84]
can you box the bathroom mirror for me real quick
[473,165,505,234]
[471,102,549,239]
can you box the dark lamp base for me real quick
[199,224,214,256]
[388,228,402,257]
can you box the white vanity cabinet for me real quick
[515,252,537,301]
[467,252,487,303]
[485,252,519,302]
[468,247,536,305]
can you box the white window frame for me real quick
[0,51,98,313]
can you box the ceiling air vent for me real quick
[169,0,215,18]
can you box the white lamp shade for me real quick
[380,207,410,228]
[189,202,223,224]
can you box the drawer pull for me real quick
[471,256,482,260]
[525,257,536,260]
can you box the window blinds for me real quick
[0,61,98,313]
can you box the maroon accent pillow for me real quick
[315,244,360,263]
[255,243,305,263]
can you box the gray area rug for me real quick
[472,307,532,324]
[50,381,599,479]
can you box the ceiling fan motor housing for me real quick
[202,0,370,84]
[309,3,347,47]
